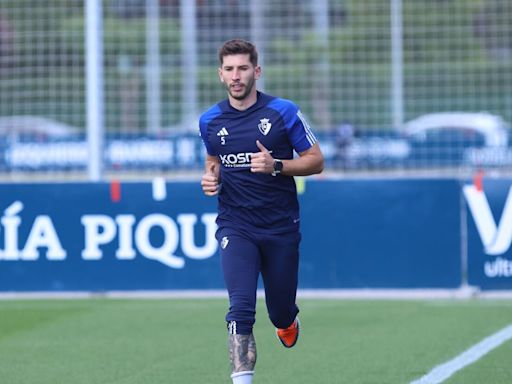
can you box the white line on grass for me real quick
[410,323,512,384]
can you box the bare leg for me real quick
[228,333,257,375]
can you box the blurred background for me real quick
[0,0,511,180]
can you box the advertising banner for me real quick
[464,178,512,290]
[0,178,465,291]
[0,181,222,291]
[299,179,461,288]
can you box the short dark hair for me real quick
[218,39,258,67]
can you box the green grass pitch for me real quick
[0,298,511,383]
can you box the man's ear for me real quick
[255,65,262,80]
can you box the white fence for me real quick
[0,0,511,179]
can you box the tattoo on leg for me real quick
[228,333,257,373]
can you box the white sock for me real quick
[231,371,254,384]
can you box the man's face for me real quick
[218,54,261,101]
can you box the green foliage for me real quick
[0,0,511,131]
[267,0,512,129]
[59,17,180,61]
[473,0,512,60]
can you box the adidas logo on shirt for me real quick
[217,127,229,145]
[217,127,229,136]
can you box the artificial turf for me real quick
[0,298,511,383]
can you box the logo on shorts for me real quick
[228,320,237,334]
[221,236,229,249]
[258,118,272,135]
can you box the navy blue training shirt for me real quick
[199,92,317,234]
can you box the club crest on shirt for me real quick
[221,236,229,249]
[258,118,272,136]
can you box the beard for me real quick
[226,76,256,101]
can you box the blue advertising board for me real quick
[0,177,496,291]
[464,178,512,290]
[4,133,512,172]
[299,179,461,288]
[0,182,222,291]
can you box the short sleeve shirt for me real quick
[199,92,317,234]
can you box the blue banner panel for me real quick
[0,179,462,291]
[0,182,222,291]
[298,179,462,288]
[464,178,512,290]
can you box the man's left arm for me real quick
[280,143,324,176]
[251,141,324,177]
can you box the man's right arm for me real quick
[201,154,220,196]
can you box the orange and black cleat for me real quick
[276,317,300,348]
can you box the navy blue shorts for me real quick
[217,226,301,335]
